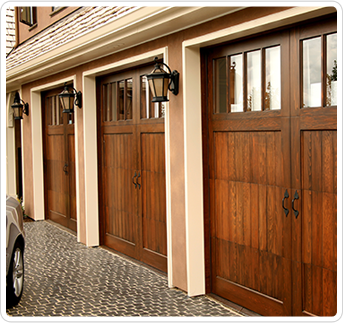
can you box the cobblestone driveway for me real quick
[6,221,244,318]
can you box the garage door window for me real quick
[302,33,337,108]
[214,45,281,113]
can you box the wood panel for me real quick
[211,131,290,312]
[103,132,137,258]
[140,132,167,272]
[299,130,337,316]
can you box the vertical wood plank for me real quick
[303,263,312,313]
[311,191,322,268]
[311,131,322,192]
[258,132,267,185]
[302,190,312,264]
[258,184,267,251]
[321,131,334,193]
[266,132,276,186]
[243,182,251,246]
[322,193,334,270]
[235,132,243,181]
[322,268,337,316]
[236,182,244,245]
[302,131,312,190]
[267,186,275,254]
[250,183,259,249]
[312,265,323,316]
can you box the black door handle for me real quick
[136,172,141,189]
[292,190,299,219]
[282,189,289,216]
[63,163,68,175]
[132,172,137,188]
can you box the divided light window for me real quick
[214,45,281,114]
[19,7,37,26]
[302,32,337,108]
[102,79,133,122]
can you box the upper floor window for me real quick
[19,7,37,26]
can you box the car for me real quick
[6,195,25,308]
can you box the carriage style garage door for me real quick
[97,64,167,273]
[42,87,77,232]
[204,16,337,316]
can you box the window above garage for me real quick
[19,7,37,27]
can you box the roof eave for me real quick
[6,6,244,91]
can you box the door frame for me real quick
[82,47,173,283]
[182,7,337,297]
[30,76,81,234]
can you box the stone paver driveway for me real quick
[6,221,245,318]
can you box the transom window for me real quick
[46,95,74,126]
[214,45,281,113]
[302,32,337,108]
[102,79,133,122]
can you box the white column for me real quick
[183,44,205,296]
[83,76,99,247]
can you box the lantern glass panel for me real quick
[13,105,23,119]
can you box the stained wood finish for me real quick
[206,31,291,316]
[204,16,337,316]
[42,87,77,232]
[98,65,167,272]
[290,17,337,316]
[140,131,167,271]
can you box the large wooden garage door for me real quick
[204,16,337,316]
[97,65,167,272]
[42,87,77,232]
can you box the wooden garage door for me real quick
[204,16,337,316]
[290,17,337,316]
[42,87,77,232]
[97,65,167,272]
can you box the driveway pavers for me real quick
[6,221,245,318]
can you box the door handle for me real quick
[282,189,289,216]
[132,172,137,188]
[292,190,299,219]
[63,163,68,175]
[136,172,141,189]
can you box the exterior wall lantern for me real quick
[58,83,82,113]
[146,57,179,102]
[11,92,29,120]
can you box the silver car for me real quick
[6,195,25,308]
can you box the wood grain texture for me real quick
[43,89,76,232]
[98,64,167,272]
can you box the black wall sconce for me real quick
[11,92,29,120]
[58,83,82,113]
[146,57,179,102]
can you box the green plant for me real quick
[16,197,28,218]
